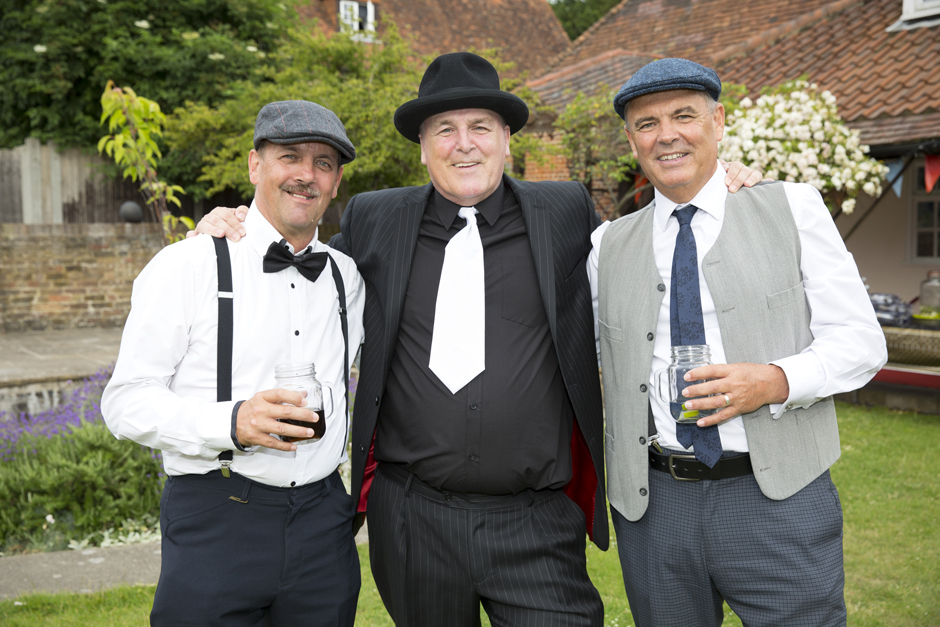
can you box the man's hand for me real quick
[186,205,250,241]
[720,160,767,193]
[679,363,789,427]
[235,388,319,451]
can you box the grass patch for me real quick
[2,402,937,626]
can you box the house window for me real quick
[912,164,940,261]
[902,0,940,21]
[339,1,376,39]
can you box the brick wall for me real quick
[0,224,164,332]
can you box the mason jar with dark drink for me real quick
[274,362,325,442]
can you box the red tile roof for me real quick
[534,0,940,147]
[715,0,940,146]
[298,0,571,77]
[544,0,840,74]
[527,49,660,108]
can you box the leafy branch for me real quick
[97,81,191,245]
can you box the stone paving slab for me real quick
[0,328,123,387]
[0,542,162,600]
[0,525,369,600]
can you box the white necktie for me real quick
[429,206,486,394]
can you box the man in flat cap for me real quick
[196,53,761,625]
[590,58,887,626]
[103,100,365,626]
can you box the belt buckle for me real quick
[668,454,700,482]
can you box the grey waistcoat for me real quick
[598,182,839,522]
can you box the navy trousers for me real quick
[151,470,360,627]
[367,463,604,627]
[612,459,846,627]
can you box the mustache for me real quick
[280,184,322,198]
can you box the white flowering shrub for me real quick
[719,80,888,214]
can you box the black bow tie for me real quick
[262,240,329,283]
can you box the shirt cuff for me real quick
[196,400,241,451]
[230,400,250,451]
[769,352,825,419]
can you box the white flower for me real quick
[246,45,258,52]
[842,198,856,214]
[45,514,55,525]
[208,53,225,60]
[33,44,47,53]
[741,97,753,108]
[863,181,876,196]
[182,31,200,40]
[135,20,150,29]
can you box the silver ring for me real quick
[723,394,731,407]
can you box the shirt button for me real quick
[443,493,453,502]
[359,445,365,453]
[657,283,666,292]
[290,481,296,487]
[639,488,648,496]
[469,403,478,410]
[291,283,295,289]
[294,330,299,336]
[646,332,654,341]
[469,454,478,461]
[640,384,648,392]
[375,396,380,406]
[639,436,646,445]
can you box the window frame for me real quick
[909,159,940,263]
[338,0,376,41]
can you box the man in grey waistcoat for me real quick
[588,58,887,627]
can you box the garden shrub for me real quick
[0,367,163,552]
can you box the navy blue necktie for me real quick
[670,205,723,467]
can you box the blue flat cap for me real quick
[254,100,356,165]
[613,58,721,120]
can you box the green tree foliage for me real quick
[0,0,294,150]
[165,25,430,202]
[549,0,622,41]
[98,82,190,244]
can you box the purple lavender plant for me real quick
[0,365,116,462]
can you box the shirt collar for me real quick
[653,161,728,231]
[430,180,506,231]
[245,200,320,259]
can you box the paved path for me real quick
[0,525,369,600]
[0,328,122,387]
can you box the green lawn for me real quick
[1,402,937,626]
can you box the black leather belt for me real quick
[649,449,753,481]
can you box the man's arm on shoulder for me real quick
[190,206,249,241]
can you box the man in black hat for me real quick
[195,53,761,625]
[104,100,364,626]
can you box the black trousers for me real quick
[151,470,360,627]
[367,463,604,627]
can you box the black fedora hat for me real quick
[394,52,530,144]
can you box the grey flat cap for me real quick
[253,100,356,164]
[613,58,721,120]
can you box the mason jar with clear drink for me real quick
[274,362,325,442]
[655,345,719,424]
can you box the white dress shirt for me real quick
[102,205,365,486]
[589,163,886,453]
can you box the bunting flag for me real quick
[634,175,648,205]
[885,158,905,198]
[926,155,940,194]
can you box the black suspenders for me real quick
[213,236,350,476]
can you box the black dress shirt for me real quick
[374,182,574,494]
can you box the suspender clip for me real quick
[220,458,233,478]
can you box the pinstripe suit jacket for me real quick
[329,175,609,550]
